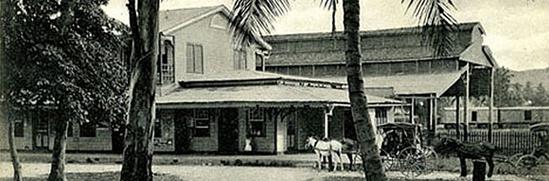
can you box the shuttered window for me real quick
[186,43,204,73]
[233,49,247,70]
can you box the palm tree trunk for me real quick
[47,119,69,181]
[342,0,386,180]
[120,0,159,180]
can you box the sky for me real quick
[103,0,549,71]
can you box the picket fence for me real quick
[436,129,543,155]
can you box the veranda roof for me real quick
[156,84,402,109]
[319,69,466,97]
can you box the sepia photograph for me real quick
[0,0,548,180]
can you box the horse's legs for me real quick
[318,153,322,170]
[328,154,334,171]
[486,156,494,178]
[337,152,343,171]
[347,153,354,171]
[459,156,467,177]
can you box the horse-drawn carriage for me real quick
[377,122,438,177]
[514,123,549,176]
[306,122,438,177]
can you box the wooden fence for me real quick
[436,129,543,155]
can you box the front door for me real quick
[218,108,239,154]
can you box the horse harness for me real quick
[312,139,334,152]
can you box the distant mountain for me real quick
[510,67,549,89]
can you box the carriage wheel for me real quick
[380,149,396,171]
[397,147,424,178]
[516,155,543,176]
[420,147,438,174]
[509,153,524,163]
[494,161,517,175]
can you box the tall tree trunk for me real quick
[1,0,23,180]
[342,0,387,180]
[47,119,69,181]
[120,0,159,180]
[46,1,76,180]
[7,111,23,181]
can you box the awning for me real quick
[320,69,466,98]
[156,84,402,109]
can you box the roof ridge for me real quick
[160,5,223,13]
[264,22,481,39]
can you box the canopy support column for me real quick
[324,104,335,138]
[464,64,470,142]
[433,98,438,134]
[488,68,495,142]
[409,98,415,124]
[455,95,460,140]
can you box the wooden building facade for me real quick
[261,22,498,142]
[441,106,549,128]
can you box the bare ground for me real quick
[0,162,541,181]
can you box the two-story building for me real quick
[1,5,405,154]
[260,22,498,140]
[152,5,404,154]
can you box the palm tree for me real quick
[230,0,457,180]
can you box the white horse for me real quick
[305,137,344,171]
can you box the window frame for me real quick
[193,109,210,137]
[158,40,175,84]
[374,108,388,125]
[233,48,247,70]
[524,110,532,121]
[79,122,96,137]
[471,111,478,122]
[154,118,162,138]
[67,122,73,137]
[14,119,24,137]
[186,43,204,74]
[248,108,266,137]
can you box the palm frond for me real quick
[319,0,339,35]
[229,0,291,47]
[402,0,458,57]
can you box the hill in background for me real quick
[510,67,549,89]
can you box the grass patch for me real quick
[0,172,184,181]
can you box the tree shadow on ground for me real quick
[0,172,184,181]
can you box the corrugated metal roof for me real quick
[263,22,482,65]
[156,84,402,108]
[320,69,466,97]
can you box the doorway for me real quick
[218,108,239,154]
[32,113,49,150]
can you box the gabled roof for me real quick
[159,5,271,50]
[263,22,487,66]
[159,6,221,32]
